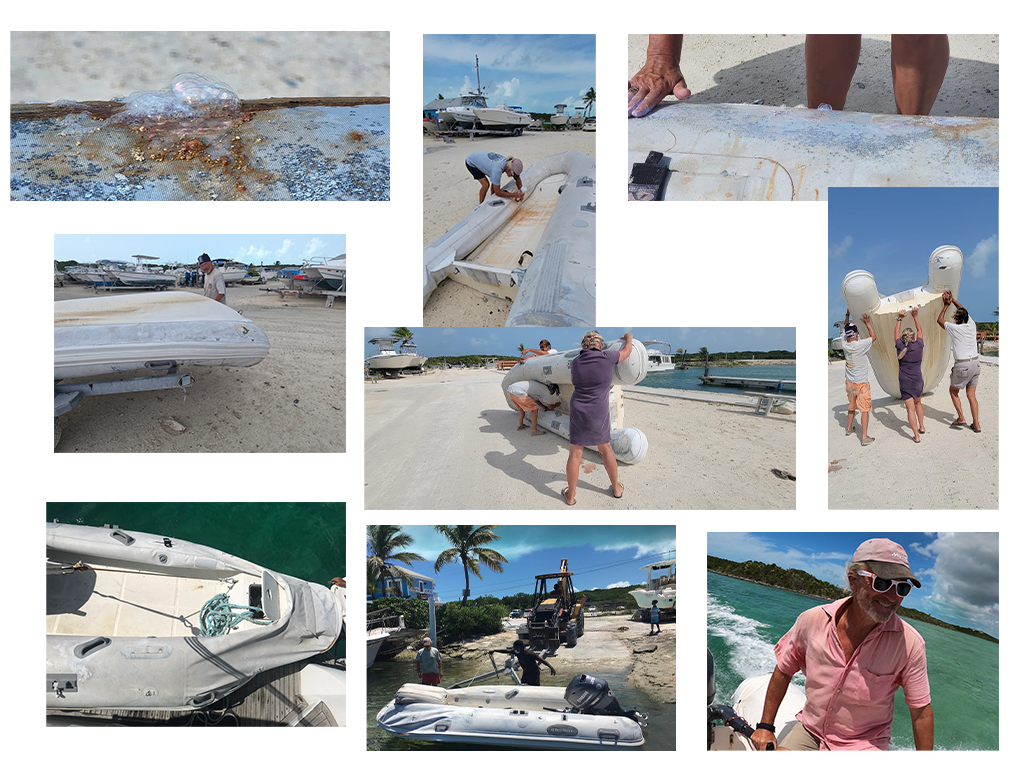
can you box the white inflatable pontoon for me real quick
[46,522,343,711]
[840,245,963,399]
[377,674,646,750]
[628,104,998,201]
[501,338,649,463]
[54,291,270,380]
[423,151,596,326]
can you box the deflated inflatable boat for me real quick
[628,104,998,201]
[423,151,596,326]
[46,522,343,711]
[840,245,963,399]
[502,338,649,463]
[54,291,270,380]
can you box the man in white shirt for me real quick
[937,290,981,432]
[198,254,226,304]
[841,314,877,446]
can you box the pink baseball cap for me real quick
[508,157,524,177]
[853,538,920,587]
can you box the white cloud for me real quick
[605,580,631,589]
[914,532,998,635]
[829,235,853,260]
[966,234,998,279]
[302,237,326,259]
[277,239,292,256]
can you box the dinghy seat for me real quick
[394,684,449,705]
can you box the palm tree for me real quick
[433,525,509,606]
[583,87,596,119]
[366,525,426,599]
[517,343,526,356]
[392,327,414,344]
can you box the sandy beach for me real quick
[54,283,345,453]
[365,368,795,509]
[827,359,998,508]
[422,131,596,327]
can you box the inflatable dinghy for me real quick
[840,245,963,399]
[501,338,649,463]
[46,522,343,711]
[377,673,647,750]
[423,151,596,326]
[54,291,270,380]
[628,104,998,201]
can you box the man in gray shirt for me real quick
[198,253,226,304]
[465,151,524,205]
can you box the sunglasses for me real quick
[857,571,913,597]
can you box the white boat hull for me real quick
[423,151,596,327]
[46,523,343,711]
[54,291,270,380]
[709,674,805,751]
[474,107,532,128]
[629,104,998,201]
[628,588,676,609]
[841,245,964,399]
[367,628,393,668]
[366,353,426,370]
[377,683,644,749]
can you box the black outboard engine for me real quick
[707,648,764,750]
[565,673,647,727]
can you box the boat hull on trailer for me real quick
[423,150,596,327]
[46,523,343,711]
[54,291,270,380]
[377,683,645,749]
[501,338,649,463]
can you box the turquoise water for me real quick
[46,502,346,657]
[639,365,796,392]
[707,571,997,750]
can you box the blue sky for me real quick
[54,234,346,267]
[370,525,675,603]
[364,327,796,358]
[423,35,596,116]
[827,187,998,336]
[707,532,999,637]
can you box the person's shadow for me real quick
[831,392,959,440]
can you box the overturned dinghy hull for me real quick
[46,523,343,711]
[841,245,963,399]
[501,338,649,463]
[423,151,596,326]
[377,683,644,749]
[54,291,270,380]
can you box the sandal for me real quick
[613,482,625,499]
[950,420,968,429]
[970,423,982,433]
[561,488,576,506]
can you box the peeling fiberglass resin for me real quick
[11,73,390,201]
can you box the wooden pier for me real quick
[700,375,795,393]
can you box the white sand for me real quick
[54,284,345,453]
[422,131,596,327]
[365,368,795,509]
[827,360,998,508]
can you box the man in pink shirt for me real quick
[751,538,933,751]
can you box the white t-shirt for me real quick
[508,380,559,406]
[841,337,873,383]
[944,319,978,360]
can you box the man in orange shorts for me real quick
[841,314,876,446]
[507,380,561,435]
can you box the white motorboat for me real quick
[302,254,346,291]
[501,337,649,464]
[366,607,404,668]
[551,104,570,128]
[212,260,249,283]
[105,255,176,288]
[840,245,964,399]
[377,673,648,750]
[641,341,676,372]
[440,54,489,129]
[54,291,270,380]
[423,150,596,327]
[568,107,586,129]
[628,559,676,609]
[46,522,344,712]
[707,650,804,750]
[473,105,533,132]
[366,337,427,372]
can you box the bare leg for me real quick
[530,409,540,434]
[806,34,861,109]
[517,406,526,429]
[597,443,622,497]
[966,385,981,429]
[949,386,967,424]
[846,392,858,434]
[904,398,920,442]
[564,444,584,504]
[478,178,489,205]
[891,35,949,115]
[915,398,925,432]
[860,411,870,441]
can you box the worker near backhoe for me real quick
[489,640,556,686]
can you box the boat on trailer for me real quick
[46,522,344,712]
[628,559,676,610]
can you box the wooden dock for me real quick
[700,375,795,393]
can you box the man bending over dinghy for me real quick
[751,538,933,751]
[465,151,524,206]
[489,640,556,686]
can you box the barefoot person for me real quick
[750,538,932,750]
[841,315,876,446]
[562,331,632,504]
[937,290,981,432]
[507,380,560,435]
[895,307,925,442]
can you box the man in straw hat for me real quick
[750,538,933,750]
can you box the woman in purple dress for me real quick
[895,306,925,442]
[562,330,633,505]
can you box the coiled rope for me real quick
[199,593,272,637]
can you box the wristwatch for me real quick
[756,722,776,733]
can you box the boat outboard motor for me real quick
[707,649,770,750]
[564,673,647,727]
